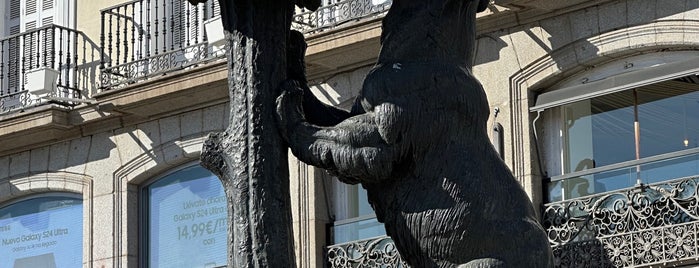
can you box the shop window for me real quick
[142,164,227,268]
[545,77,699,202]
[0,195,83,268]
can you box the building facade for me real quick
[0,0,698,267]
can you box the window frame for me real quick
[0,192,82,210]
[545,88,699,201]
[138,162,227,268]
[536,53,699,202]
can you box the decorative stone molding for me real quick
[0,171,92,206]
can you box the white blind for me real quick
[9,0,20,20]
[43,0,54,10]
[26,0,37,15]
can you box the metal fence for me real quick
[544,175,699,267]
[98,0,391,90]
[292,0,392,35]
[327,235,407,268]
[0,25,99,114]
[99,0,223,90]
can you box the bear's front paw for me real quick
[276,80,305,142]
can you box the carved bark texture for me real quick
[277,0,554,267]
[199,0,296,267]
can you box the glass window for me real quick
[143,165,227,268]
[331,182,385,244]
[547,77,699,202]
[0,195,83,268]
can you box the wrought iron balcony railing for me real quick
[0,25,99,114]
[291,0,392,35]
[99,0,223,90]
[544,175,699,267]
[98,0,392,89]
[327,235,407,268]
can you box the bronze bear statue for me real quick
[277,0,553,267]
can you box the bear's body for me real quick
[277,0,554,266]
[358,63,552,267]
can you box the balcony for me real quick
[329,170,699,268]
[544,172,699,267]
[0,25,99,114]
[99,0,225,90]
[98,0,394,90]
[327,236,406,268]
[292,0,392,35]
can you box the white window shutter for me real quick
[212,1,220,17]
[38,0,56,27]
[9,26,20,35]
[6,25,21,92]
[26,0,38,15]
[174,1,208,47]
[5,0,21,35]
[22,0,55,70]
[24,21,37,74]
[9,0,21,20]
[19,0,54,32]
[42,16,55,60]
[187,3,203,45]
[43,0,54,10]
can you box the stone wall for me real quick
[2,0,699,267]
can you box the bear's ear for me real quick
[296,0,321,11]
[477,0,489,12]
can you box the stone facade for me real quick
[1,0,699,267]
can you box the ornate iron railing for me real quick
[544,175,699,267]
[327,235,407,268]
[99,0,224,90]
[1,25,99,114]
[292,0,392,35]
[99,0,392,89]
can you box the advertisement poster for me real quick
[0,197,82,268]
[148,166,227,268]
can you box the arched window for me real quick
[0,194,83,268]
[533,52,699,202]
[142,164,227,268]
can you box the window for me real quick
[0,195,83,268]
[331,182,385,244]
[545,76,699,202]
[142,164,227,268]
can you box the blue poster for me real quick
[148,166,227,268]
[0,197,82,268]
